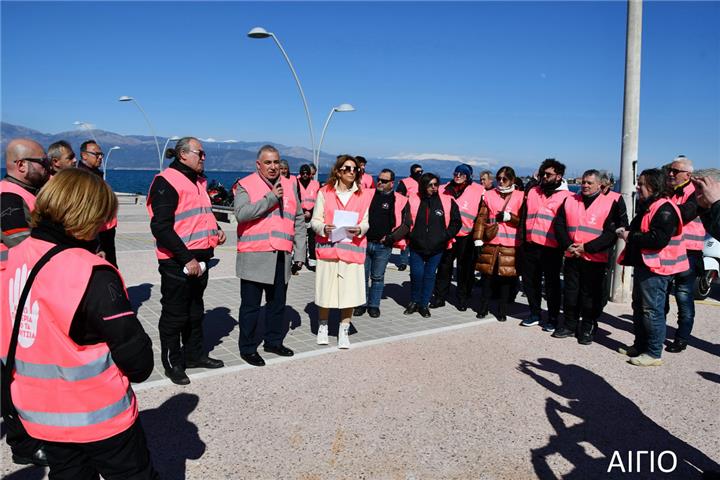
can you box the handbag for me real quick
[482,193,513,243]
[1,244,68,419]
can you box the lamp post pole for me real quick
[103,146,121,181]
[73,121,101,148]
[160,136,181,171]
[118,96,162,170]
[316,104,355,168]
[248,27,316,168]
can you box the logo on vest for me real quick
[381,202,390,210]
[588,215,598,225]
[461,200,469,210]
[434,209,444,217]
[8,264,39,348]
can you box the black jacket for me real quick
[409,194,461,256]
[555,192,620,254]
[621,197,680,267]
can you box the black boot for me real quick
[476,299,489,319]
[497,301,507,322]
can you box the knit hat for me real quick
[454,163,473,178]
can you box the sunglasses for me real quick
[340,165,357,173]
[189,149,206,158]
[84,151,104,158]
[428,182,439,187]
[496,176,511,183]
[377,178,392,184]
[18,157,50,169]
[668,168,689,175]
[453,172,467,177]
[541,171,556,178]
[413,170,423,175]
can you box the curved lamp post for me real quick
[103,146,121,181]
[160,135,181,171]
[73,121,100,147]
[316,103,355,168]
[248,27,316,167]
[118,96,162,170]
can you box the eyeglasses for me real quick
[377,178,392,185]
[453,172,467,177]
[339,165,357,173]
[17,157,50,169]
[84,151,104,158]
[496,176,511,183]
[189,149,206,158]
[412,169,423,175]
[668,168,689,175]
[541,171,556,178]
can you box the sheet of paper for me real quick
[333,210,359,227]
[330,226,350,243]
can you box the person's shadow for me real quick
[140,393,205,479]
[0,465,46,480]
[382,281,411,308]
[127,283,154,311]
[518,358,719,479]
[202,307,237,353]
[303,303,358,336]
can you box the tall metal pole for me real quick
[611,0,643,303]
[118,96,162,170]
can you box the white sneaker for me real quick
[317,324,329,345]
[338,324,351,349]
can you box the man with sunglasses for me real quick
[354,169,412,318]
[520,158,573,331]
[47,140,77,173]
[77,140,119,267]
[664,155,706,353]
[395,164,424,271]
[0,138,50,467]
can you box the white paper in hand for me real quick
[331,210,359,243]
[183,261,207,275]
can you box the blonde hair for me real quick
[325,154,362,193]
[32,169,117,241]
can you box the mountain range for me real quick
[0,122,536,178]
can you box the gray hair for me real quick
[257,144,279,159]
[165,137,199,159]
[48,140,72,160]
[279,159,289,169]
[582,169,601,181]
[672,155,694,173]
[599,170,614,186]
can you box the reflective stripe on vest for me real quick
[483,189,524,247]
[147,168,219,259]
[314,186,373,264]
[442,182,483,237]
[390,192,410,251]
[671,182,707,251]
[236,173,297,253]
[564,192,614,263]
[0,180,37,270]
[298,180,320,211]
[1,239,137,442]
[639,198,689,275]
[525,186,573,248]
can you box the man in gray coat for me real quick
[234,145,307,366]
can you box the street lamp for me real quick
[118,96,162,170]
[160,136,181,171]
[73,121,100,147]
[316,103,355,168]
[103,146,121,181]
[248,26,316,167]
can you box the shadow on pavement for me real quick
[203,306,237,353]
[519,358,719,479]
[141,393,204,480]
[286,305,302,330]
[0,465,46,480]
[303,303,357,336]
[382,281,411,308]
[127,283,154,311]
[697,371,720,384]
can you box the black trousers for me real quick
[306,226,316,261]
[522,242,564,320]
[43,419,158,480]
[433,235,475,302]
[3,410,43,459]
[479,263,517,317]
[238,252,288,354]
[98,227,117,268]
[158,261,208,371]
[562,257,606,335]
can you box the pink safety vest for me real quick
[0,238,137,443]
[236,173,297,253]
[369,190,409,251]
[315,186,373,264]
[147,168,219,260]
[618,198,689,275]
[483,189,525,247]
[399,177,419,197]
[441,182,484,237]
[525,186,574,248]
[563,192,615,263]
[408,193,455,249]
[605,190,621,202]
[360,173,375,189]
[298,179,320,212]
[671,182,706,251]
[0,180,37,270]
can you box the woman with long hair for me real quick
[311,155,372,348]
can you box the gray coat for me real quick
[234,175,307,284]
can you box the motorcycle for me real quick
[696,234,720,299]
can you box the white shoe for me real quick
[338,324,351,349]
[317,324,329,345]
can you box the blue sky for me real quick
[2,1,718,175]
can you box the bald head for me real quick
[5,138,50,187]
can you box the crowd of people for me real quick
[2,136,720,478]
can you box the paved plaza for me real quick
[2,200,719,479]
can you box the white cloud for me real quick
[386,152,496,167]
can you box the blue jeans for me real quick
[667,251,701,341]
[409,249,444,307]
[397,247,409,267]
[364,242,393,308]
[631,265,671,358]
